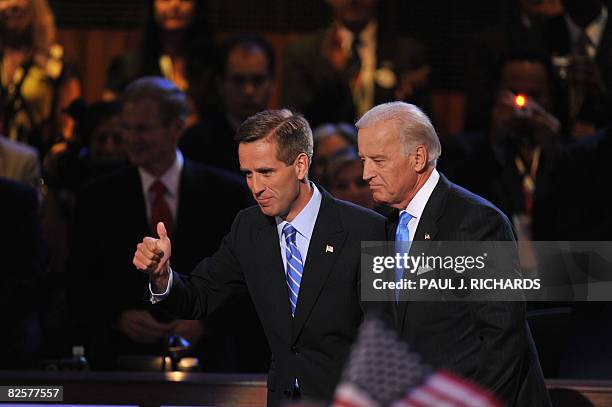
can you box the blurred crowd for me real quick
[1,0,611,378]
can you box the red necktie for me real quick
[150,180,174,237]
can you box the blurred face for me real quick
[239,137,304,218]
[154,0,195,31]
[493,60,550,126]
[358,121,418,209]
[493,60,555,146]
[0,0,32,32]
[90,114,126,160]
[219,46,273,122]
[122,98,180,171]
[311,134,351,182]
[327,0,377,31]
[500,61,550,107]
[330,160,375,209]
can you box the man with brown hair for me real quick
[134,109,387,406]
[71,77,254,370]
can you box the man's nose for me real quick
[251,174,266,195]
[243,82,255,96]
[362,160,374,181]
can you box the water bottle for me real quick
[72,345,90,371]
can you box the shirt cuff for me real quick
[149,267,174,304]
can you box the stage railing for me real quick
[1,371,612,406]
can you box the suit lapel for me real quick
[292,189,347,342]
[174,161,199,243]
[596,18,612,66]
[411,173,451,244]
[254,215,295,330]
[377,205,401,323]
[120,166,150,237]
[396,174,451,334]
[175,161,191,229]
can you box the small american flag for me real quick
[397,370,502,407]
[332,317,501,407]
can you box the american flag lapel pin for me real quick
[424,233,431,240]
[326,245,334,253]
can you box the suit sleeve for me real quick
[2,184,44,327]
[154,211,249,320]
[358,213,394,319]
[459,205,529,404]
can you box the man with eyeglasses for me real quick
[180,35,275,174]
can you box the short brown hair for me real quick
[235,109,314,164]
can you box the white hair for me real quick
[355,102,441,165]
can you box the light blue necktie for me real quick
[395,211,414,301]
[283,223,303,316]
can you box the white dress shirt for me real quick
[275,183,322,275]
[400,169,440,241]
[138,149,184,230]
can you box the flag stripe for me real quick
[404,371,501,407]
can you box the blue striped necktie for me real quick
[283,223,303,316]
[395,211,414,301]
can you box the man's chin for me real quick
[258,204,278,217]
[371,192,388,205]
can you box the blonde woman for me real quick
[0,0,80,154]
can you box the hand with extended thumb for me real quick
[133,222,172,292]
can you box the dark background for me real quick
[47,0,612,136]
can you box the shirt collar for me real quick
[138,150,184,197]
[565,5,608,50]
[276,183,322,241]
[403,168,440,220]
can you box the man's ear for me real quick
[413,145,429,172]
[294,153,310,181]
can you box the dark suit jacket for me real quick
[0,177,44,368]
[547,128,612,377]
[179,111,241,175]
[464,17,549,131]
[70,160,264,370]
[439,132,562,240]
[556,127,612,240]
[280,28,427,127]
[382,173,551,407]
[156,188,388,406]
[543,14,612,129]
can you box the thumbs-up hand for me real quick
[133,222,172,293]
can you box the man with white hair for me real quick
[357,102,551,406]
